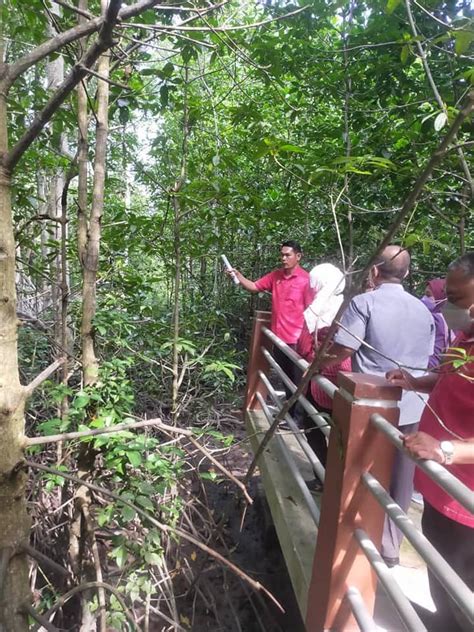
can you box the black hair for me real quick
[281,240,302,254]
[448,252,474,278]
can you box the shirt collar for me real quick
[375,282,404,290]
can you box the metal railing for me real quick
[245,313,474,631]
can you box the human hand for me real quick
[385,369,413,390]
[403,431,444,463]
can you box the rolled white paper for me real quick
[221,254,240,285]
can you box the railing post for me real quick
[305,372,403,631]
[244,310,271,410]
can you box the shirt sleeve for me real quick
[334,294,370,351]
[254,271,275,293]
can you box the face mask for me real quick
[441,301,474,333]
[421,295,446,309]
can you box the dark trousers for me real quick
[381,422,418,560]
[422,501,474,631]
[273,344,305,427]
[302,390,330,470]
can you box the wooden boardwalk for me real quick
[246,409,435,631]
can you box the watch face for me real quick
[440,441,454,455]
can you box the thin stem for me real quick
[24,461,281,611]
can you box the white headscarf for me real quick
[304,263,345,334]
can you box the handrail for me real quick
[256,392,321,525]
[261,326,337,400]
[258,370,326,482]
[246,317,473,630]
[262,348,331,437]
[362,472,474,623]
[345,587,377,632]
[354,528,427,631]
[370,413,474,513]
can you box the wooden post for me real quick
[305,372,403,631]
[244,310,271,410]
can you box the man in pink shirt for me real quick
[231,241,313,422]
[388,252,474,631]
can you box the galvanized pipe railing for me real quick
[255,391,321,525]
[362,471,474,623]
[261,325,337,400]
[345,587,377,632]
[370,413,474,513]
[353,528,427,631]
[262,347,331,437]
[258,370,326,482]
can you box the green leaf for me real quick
[112,545,127,568]
[386,0,402,13]
[119,107,129,125]
[120,504,136,522]
[454,30,474,56]
[279,144,304,153]
[127,451,142,467]
[400,45,410,64]
[97,505,114,527]
[160,85,169,107]
[161,62,174,79]
[136,496,154,511]
[74,394,90,409]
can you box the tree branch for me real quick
[23,358,65,399]
[24,461,282,611]
[4,0,122,173]
[21,543,71,579]
[20,603,59,632]
[78,64,130,90]
[24,417,252,504]
[4,0,162,89]
[123,4,310,33]
[51,0,94,20]
[405,0,473,195]
[25,418,162,446]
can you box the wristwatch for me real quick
[439,441,455,465]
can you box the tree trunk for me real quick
[0,105,30,632]
[171,68,189,424]
[80,37,110,387]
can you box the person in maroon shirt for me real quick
[387,252,474,631]
[230,241,313,423]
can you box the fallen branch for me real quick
[187,435,253,505]
[23,358,65,399]
[21,543,71,579]
[21,602,59,632]
[24,461,282,612]
[25,418,253,505]
[24,418,162,447]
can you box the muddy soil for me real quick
[173,423,306,632]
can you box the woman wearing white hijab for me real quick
[297,263,351,485]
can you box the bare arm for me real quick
[228,269,258,293]
[319,342,354,368]
[386,369,439,393]
[404,432,474,465]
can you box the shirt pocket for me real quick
[284,283,305,306]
